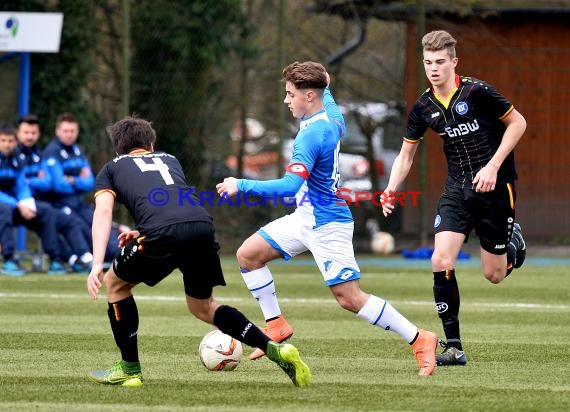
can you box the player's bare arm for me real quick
[87,191,115,299]
[473,109,526,193]
[382,141,419,217]
[216,177,239,197]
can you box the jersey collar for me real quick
[432,74,461,109]
[129,149,152,155]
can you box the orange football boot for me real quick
[411,329,438,376]
[250,316,294,360]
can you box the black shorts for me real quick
[112,221,226,299]
[433,184,516,255]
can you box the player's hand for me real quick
[118,230,140,248]
[380,189,396,217]
[216,177,239,197]
[473,164,498,193]
[87,263,105,299]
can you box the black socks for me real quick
[108,295,139,363]
[433,269,462,350]
[213,305,271,351]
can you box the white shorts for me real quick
[258,211,361,286]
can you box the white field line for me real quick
[0,292,568,310]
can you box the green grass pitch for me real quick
[0,257,569,411]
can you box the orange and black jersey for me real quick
[95,151,211,234]
[406,75,517,188]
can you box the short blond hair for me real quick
[422,30,457,58]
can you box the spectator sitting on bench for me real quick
[16,114,94,272]
[42,112,122,266]
[0,125,67,276]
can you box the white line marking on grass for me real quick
[0,292,568,310]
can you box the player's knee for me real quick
[336,296,358,312]
[331,288,365,313]
[236,244,263,269]
[483,266,506,284]
[235,245,251,268]
[189,307,211,323]
[104,269,132,295]
[431,252,454,270]
[186,299,215,324]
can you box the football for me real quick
[199,329,243,371]
[370,231,395,255]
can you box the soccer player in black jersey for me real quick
[381,30,527,366]
[86,116,310,387]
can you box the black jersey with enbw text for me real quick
[95,151,212,233]
[406,75,517,187]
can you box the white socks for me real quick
[241,265,281,320]
[357,295,418,343]
[241,269,419,343]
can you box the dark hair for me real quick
[17,113,41,128]
[0,124,17,138]
[108,116,157,155]
[55,112,78,127]
[282,61,327,90]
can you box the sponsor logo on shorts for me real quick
[434,214,441,228]
[339,269,354,280]
[337,267,359,282]
[494,244,506,249]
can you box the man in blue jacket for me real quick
[16,114,93,272]
[42,112,120,264]
[0,125,66,276]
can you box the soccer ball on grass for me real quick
[199,329,243,371]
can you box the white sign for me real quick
[0,12,63,52]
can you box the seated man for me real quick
[16,114,93,272]
[0,125,66,276]
[42,112,121,264]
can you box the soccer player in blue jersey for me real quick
[217,61,438,376]
[381,30,527,366]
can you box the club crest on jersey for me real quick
[455,101,468,115]
[286,162,309,179]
